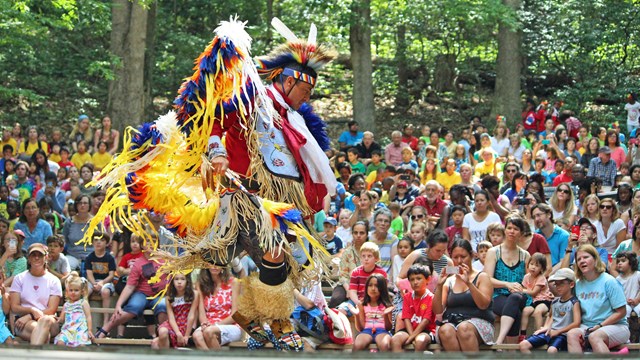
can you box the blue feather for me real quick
[298,103,331,151]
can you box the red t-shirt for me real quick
[402,136,418,151]
[349,265,388,301]
[401,289,436,334]
[552,172,573,186]
[414,196,447,217]
[527,233,551,256]
[119,251,144,269]
[127,256,168,297]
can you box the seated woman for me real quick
[9,243,62,344]
[567,244,630,353]
[433,239,494,352]
[192,266,241,350]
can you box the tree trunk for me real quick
[266,0,273,46]
[349,0,375,133]
[491,0,522,127]
[433,54,457,93]
[395,24,409,108]
[107,0,149,134]
[143,2,157,120]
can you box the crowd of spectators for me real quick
[0,95,640,353]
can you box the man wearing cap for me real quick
[10,243,62,345]
[560,218,609,269]
[322,217,343,256]
[532,203,569,268]
[587,146,617,187]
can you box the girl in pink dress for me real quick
[152,273,198,349]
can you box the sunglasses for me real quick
[558,189,571,194]
[505,169,517,173]
[600,204,613,210]
[411,214,425,220]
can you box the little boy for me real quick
[445,205,466,254]
[388,202,404,239]
[391,264,435,352]
[347,147,366,174]
[473,241,493,271]
[322,217,344,256]
[338,242,388,316]
[57,147,73,169]
[366,150,387,177]
[519,268,581,353]
[398,147,418,174]
[85,231,117,327]
[46,235,70,281]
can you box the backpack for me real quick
[291,306,328,341]
[323,307,353,345]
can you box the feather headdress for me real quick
[255,18,337,86]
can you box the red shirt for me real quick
[349,265,388,301]
[402,135,418,151]
[526,233,551,256]
[402,290,436,333]
[127,256,168,297]
[119,251,144,269]
[552,172,573,186]
[414,197,447,217]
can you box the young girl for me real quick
[614,252,640,318]
[453,144,469,171]
[54,272,94,347]
[353,273,394,352]
[0,272,15,345]
[520,253,554,338]
[486,222,506,247]
[152,273,198,349]
[0,230,26,287]
[390,238,414,286]
[407,221,427,250]
[420,157,438,185]
[335,209,353,246]
[349,190,376,227]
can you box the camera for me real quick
[445,266,460,274]
[516,197,531,205]
[399,175,411,181]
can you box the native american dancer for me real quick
[79,18,336,350]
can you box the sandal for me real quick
[95,327,109,339]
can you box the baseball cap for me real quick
[28,243,48,256]
[548,268,576,283]
[13,229,25,238]
[399,164,415,173]
[397,181,408,188]
[323,218,338,226]
[577,217,596,232]
[598,146,612,154]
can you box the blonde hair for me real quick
[549,184,576,223]
[582,194,600,218]
[573,244,606,280]
[598,198,620,221]
[485,223,505,241]
[420,157,439,184]
[65,271,89,300]
[360,242,380,260]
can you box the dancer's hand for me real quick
[200,156,228,190]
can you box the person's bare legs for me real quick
[566,328,584,353]
[192,328,208,350]
[30,315,58,345]
[456,322,480,352]
[353,333,373,351]
[203,325,222,350]
[154,327,171,349]
[101,288,112,328]
[413,333,431,352]
[438,324,461,351]
[532,304,549,330]
[391,332,410,352]
[496,316,516,344]
[375,333,391,352]
[588,329,612,353]
[99,312,136,337]
[520,306,533,334]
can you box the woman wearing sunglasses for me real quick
[595,198,627,256]
[549,183,577,226]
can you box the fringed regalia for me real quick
[80,17,337,350]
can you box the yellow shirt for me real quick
[436,172,462,193]
[474,161,495,178]
[92,152,112,170]
[48,153,61,163]
[71,152,92,169]
[0,138,18,155]
[19,140,48,156]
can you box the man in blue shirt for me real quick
[35,172,66,215]
[338,121,364,152]
[532,203,569,268]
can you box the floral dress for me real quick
[54,299,91,346]
[157,296,192,348]
[0,297,13,343]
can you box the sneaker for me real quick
[615,347,629,355]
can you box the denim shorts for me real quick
[526,333,567,351]
[360,327,391,340]
[122,290,167,317]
